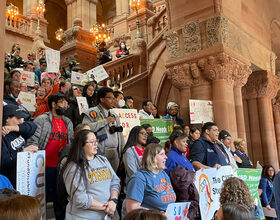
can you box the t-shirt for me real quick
[126,169,176,211]
[134,146,144,161]
[0,174,13,189]
[45,116,68,167]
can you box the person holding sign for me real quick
[189,122,229,170]
[1,104,37,188]
[63,130,120,220]
[126,143,176,213]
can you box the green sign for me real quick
[140,119,173,146]
[236,169,265,219]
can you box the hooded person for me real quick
[162,102,183,125]
[1,104,37,188]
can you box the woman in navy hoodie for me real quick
[1,104,38,188]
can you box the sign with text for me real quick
[76,97,89,115]
[71,71,88,86]
[166,202,191,220]
[17,150,46,220]
[20,71,35,87]
[17,92,36,112]
[86,65,109,83]
[45,49,60,73]
[140,119,173,146]
[195,166,234,220]
[236,169,264,219]
[113,108,140,142]
[189,99,213,124]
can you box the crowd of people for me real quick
[0,42,280,220]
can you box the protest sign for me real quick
[45,49,60,73]
[113,109,140,141]
[20,70,35,87]
[189,99,213,124]
[76,97,89,115]
[17,92,36,112]
[86,65,109,83]
[71,71,88,86]
[166,202,191,220]
[17,151,46,220]
[140,119,173,146]
[195,166,234,220]
[236,169,264,219]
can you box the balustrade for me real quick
[5,14,31,36]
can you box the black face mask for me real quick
[147,132,154,137]
[56,107,66,116]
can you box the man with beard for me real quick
[82,87,125,172]
[26,93,73,220]
[162,102,183,126]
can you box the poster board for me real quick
[86,65,109,83]
[140,119,173,146]
[113,108,140,142]
[45,49,60,73]
[71,71,88,86]
[166,202,191,220]
[20,71,35,87]
[17,92,36,112]
[17,150,46,220]
[189,99,213,124]
[76,97,89,115]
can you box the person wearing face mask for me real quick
[26,93,74,220]
[113,91,125,108]
[116,42,129,58]
[3,79,31,121]
[162,102,183,126]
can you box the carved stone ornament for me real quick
[182,21,201,54]
[206,16,229,47]
[166,64,193,89]
[163,31,179,58]
[242,71,280,99]
[232,64,252,87]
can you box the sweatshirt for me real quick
[138,109,154,119]
[63,155,120,219]
[1,121,37,188]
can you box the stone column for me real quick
[243,71,279,170]
[167,64,193,124]
[23,0,37,17]
[272,92,280,166]
[233,65,252,140]
[203,53,238,138]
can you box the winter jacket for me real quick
[138,109,154,119]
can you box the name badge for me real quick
[207,149,214,153]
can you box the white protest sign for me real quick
[17,92,36,112]
[194,166,234,220]
[189,99,213,124]
[166,202,191,220]
[45,49,60,73]
[112,108,140,142]
[20,71,35,87]
[17,150,46,220]
[71,71,88,86]
[86,65,109,83]
[76,97,89,115]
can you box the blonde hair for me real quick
[234,138,244,148]
[42,77,53,85]
[142,143,164,171]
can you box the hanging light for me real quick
[36,0,45,30]
[55,28,64,41]
[90,23,111,46]
[6,3,19,18]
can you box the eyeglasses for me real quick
[139,132,148,137]
[104,96,116,100]
[86,140,99,146]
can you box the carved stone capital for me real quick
[182,20,201,54]
[202,53,236,85]
[242,71,280,99]
[272,91,280,112]
[167,64,193,89]
[233,64,252,87]
[65,0,76,6]
[163,31,179,58]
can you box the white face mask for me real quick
[118,99,125,108]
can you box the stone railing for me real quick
[5,14,32,36]
[103,54,140,83]
[147,3,168,43]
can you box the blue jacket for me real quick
[273,172,280,220]
[259,176,274,206]
[165,146,195,174]
[1,121,37,188]
[162,114,183,125]
[189,136,229,167]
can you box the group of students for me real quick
[0,42,280,220]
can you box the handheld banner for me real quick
[76,97,89,115]
[86,65,109,83]
[20,71,35,87]
[71,71,88,86]
[166,202,191,220]
[45,49,60,73]
[17,91,36,112]
[189,99,213,124]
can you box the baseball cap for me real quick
[3,104,28,123]
[218,130,231,140]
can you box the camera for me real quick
[109,125,123,134]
